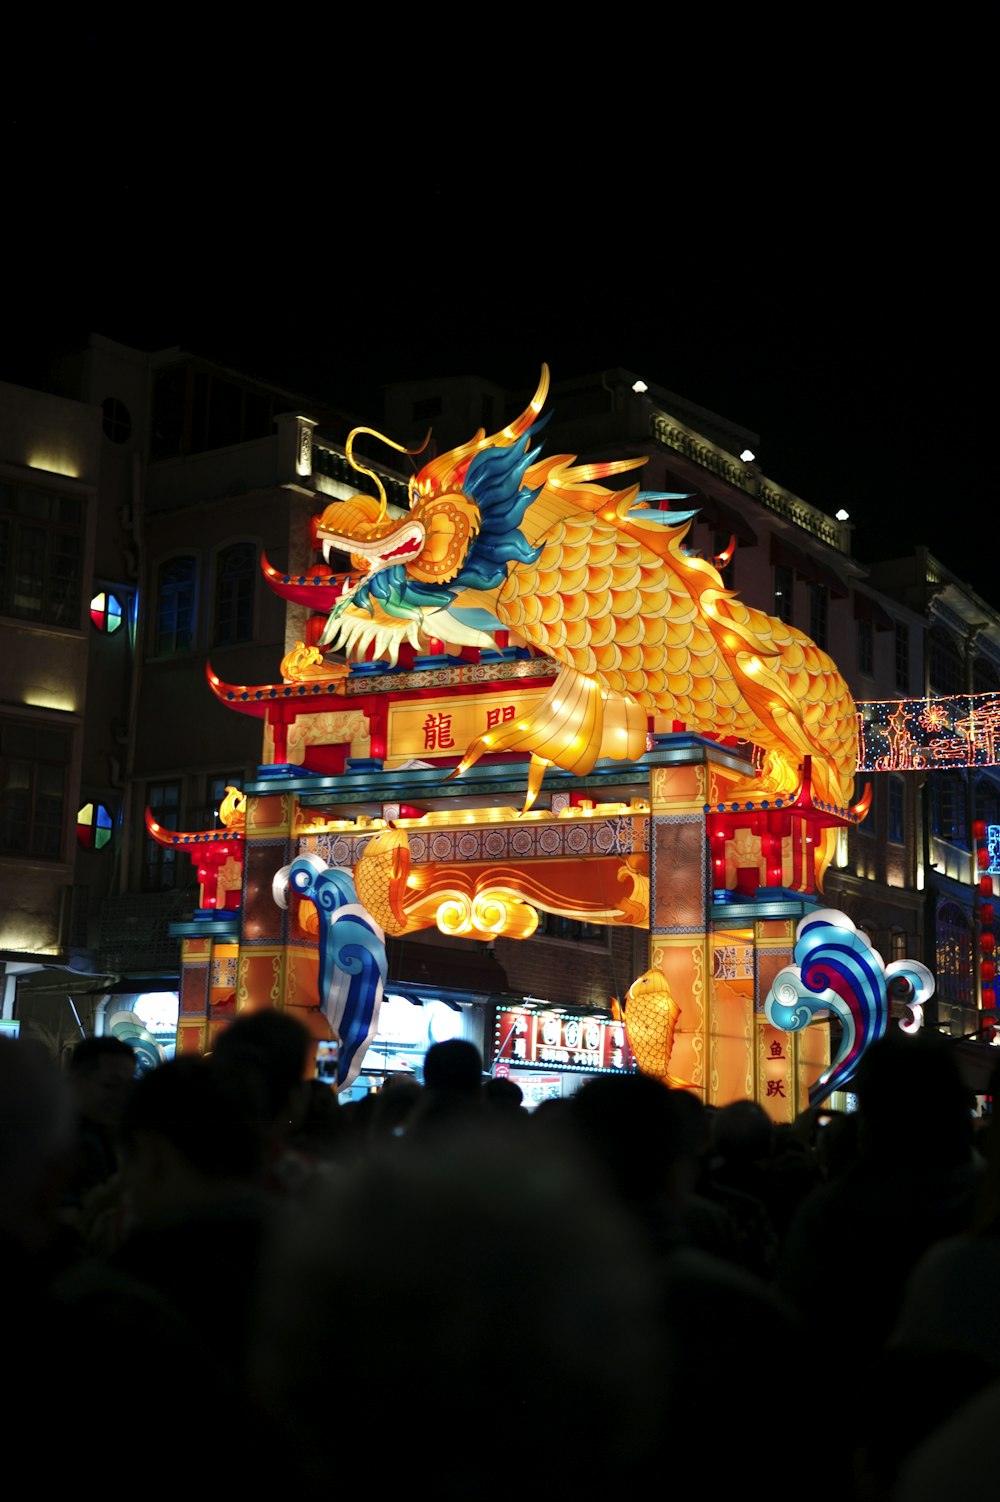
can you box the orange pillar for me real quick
[237,786,324,1041]
[648,762,711,1094]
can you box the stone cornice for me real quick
[649,412,842,549]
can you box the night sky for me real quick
[6,35,990,601]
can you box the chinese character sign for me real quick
[494,1007,635,1073]
[387,691,547,764]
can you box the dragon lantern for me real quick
[312,365,861,888]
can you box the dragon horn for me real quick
[413,365,551,499]
[498,364,550,446]
[345,426,431,522]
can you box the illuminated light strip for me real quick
[856,691,1000,770]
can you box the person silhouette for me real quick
[60,1035,136,1234]
[776,1028,984,1361]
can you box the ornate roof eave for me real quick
[144,806,245,851]
[206,660,349,719]
[704,755,872,829]
[261,551,352,611]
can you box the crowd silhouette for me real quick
[2,1014,997,1499]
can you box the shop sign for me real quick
[495,1006,635,1073]
[387,691,546,763]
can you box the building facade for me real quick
[4,343,996,1086]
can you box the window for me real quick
[888,775,905,844]
[536,913,606,945]
[774,563,793,624]
[144,780,182,890]
[974,658,1000,695]
[0,719,71,859]
[0,482,84,627]
[931,772,967,843]
[101,398,132,444]
[155,556,196,655]
[206,771,242,828]
[936,900,972,1011]
[857,617,873,676]
[214,543,255,646]
[975,778,1000,831]
[858,922,878,955]
[150,363,285,461]
[809,583,828,651]
[894,622,910,694]
[891,932,907,963]
[77,800,113,850]
[928,627,962,697]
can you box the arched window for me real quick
[155,556,196,655]
[936,900,972,1010]
[214,543,255,646]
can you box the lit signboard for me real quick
[387,690,546,764]
[494,1006,635,1074]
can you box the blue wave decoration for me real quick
[764,908,931,1107]
[286,854,387,1089]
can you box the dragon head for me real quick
[316,370,552,665]
[316,489,484,650]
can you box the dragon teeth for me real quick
[320,609,424,667]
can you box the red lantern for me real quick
[983,986,996,1008]
[982,933,996,955]
[981,876,994,897]
[978,848,990,868]
[974,820,988,840]
[982,905,995,926]
[982,960,996,983]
